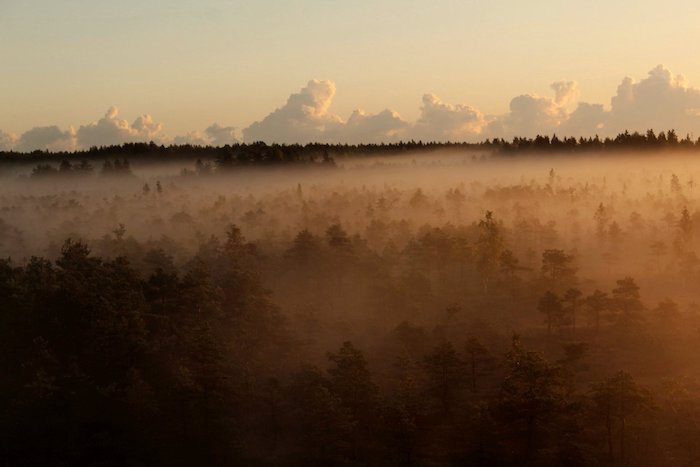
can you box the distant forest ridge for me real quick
[0,129,698,164]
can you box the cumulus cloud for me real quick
[6,107,166,152]
[204,123,238,146]
[559,102,606,136]
[606,65,700,135]
[414,93,485,141]
[330,109,409,144]
[550,65,700,138]
[241,68,700,143]
[173,123,239,146]
[16,126,76,152]
[479,67,700,139]
[76,106,164,148]
[238,78,599,143]
[484,82,580,139]
[243,80,342,143]
[9,65,700,150]
[0,131,17,151]
[551,81,579,106]
[172,131,209,146]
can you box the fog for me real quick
[4,152,700,304]
[4,150,700,465]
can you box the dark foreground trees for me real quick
[0,226,697,466]
[0,233,288,466]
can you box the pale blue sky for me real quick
[2,0,700,137]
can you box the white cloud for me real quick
[132,114,163,139]
[483,81,584,139]
[559,102,606,136]
[172,130,209,146]
[551,81,579,106]
[76,106,165,148]
[606,65,700,136]
[242,80,342,144]
[330,109,409,144]
[414,93,485,141]
[0,130,17,151]
[16,126,76,152]
[234,68,700,143]
[242,81,488,144]
[205,123,238,146]
[479,67,700,139]
[173,123,239,146]
[9,65,700,149]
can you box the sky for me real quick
[3,0,700,149]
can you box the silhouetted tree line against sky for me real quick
[0,129,699,167]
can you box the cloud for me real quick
[204,123,238,145]
[330,109,409,144]
[479,67,700,139]
[606,65,700,135]
[76,106,165,148]
[235,68,700,143]
[172,130,209,146]
[242,81,490,144]
[240,79,585,145]
[209,65,700,143]
[551,81,579,106]
[483,81,585,139]
[559,102,606,136]
[414,93,485,141]
[8,107,166,152]
[242,80,342,143]
[132,114,163,139]
[16,126,76,152]
[9,65,700,150]
[0,131,17,151]
[173,123,239,146]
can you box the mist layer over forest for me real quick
[3,151,699,306]
[3,147,700,466]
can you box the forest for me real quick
[3,137,700,466]
[0,128,698,168]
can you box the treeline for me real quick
[2,129,700,167]
[0,141,410,166]
[29,158,132,178]
[495,129,697,154]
